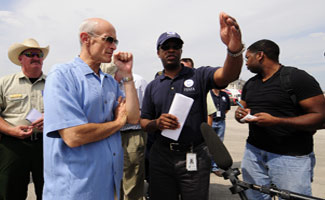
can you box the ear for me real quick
[18,55,23,63]
[157,49,161,58]
[80,32,90,45]
[256,51,264,62]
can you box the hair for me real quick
[247,39,280,62]
[181,58,194,68]
[78,19,99,45]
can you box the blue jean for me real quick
[241,143,313,200]
[211,120,225,171]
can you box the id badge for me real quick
[186,153,197,171]
[216,111,221,117]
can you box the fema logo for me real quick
[184,79,194,87]
[184,79,195,92]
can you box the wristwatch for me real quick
[227,44,246,57]
[122,76,133,82]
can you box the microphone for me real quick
[201,122,249,200]
[200,122,233,170]
[200,122,325,200]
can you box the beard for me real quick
[247,65,263,74]
[164,63,180,71]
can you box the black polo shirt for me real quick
[242,66,323,155]
[210,90,230,121]
[141,66,220,145]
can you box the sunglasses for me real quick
[23,52,44,58]
[88,32,119,45]
[160,44,182,51]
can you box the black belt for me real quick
[157,137,204,152]
[120,129,141,133]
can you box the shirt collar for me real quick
[159,65,191,81]
[74,56,108,78]
[18,71,46,81]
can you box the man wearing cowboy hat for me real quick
[0,38,49,199]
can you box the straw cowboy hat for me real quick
[8,38,49,66]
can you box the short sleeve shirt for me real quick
[0,72,45,129]
[209,90,230,120]
[141,66,219,145]
[242,66,323,155]
[43,57,124,199]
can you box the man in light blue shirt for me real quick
[43,18,140,200]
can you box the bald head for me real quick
[79,18,116,44]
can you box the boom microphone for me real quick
[200,122,233,170]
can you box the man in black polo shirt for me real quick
[140,12,244,200]
[235,39,325,200]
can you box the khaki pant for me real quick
[120,130,147,200]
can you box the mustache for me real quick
[31,60,41,64]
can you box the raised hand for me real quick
[114,52,133,81]
[219,12,243,52]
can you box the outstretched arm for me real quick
[214,12,244,87]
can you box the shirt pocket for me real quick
[6,94,28,114]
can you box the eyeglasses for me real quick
[160,44,182,51]
[23,52,44,58]
[88,32,119,45]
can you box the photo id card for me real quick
[186,153,197,171]
[216,111,221,117]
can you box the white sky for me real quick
[1,0,325,89]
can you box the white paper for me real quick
[26,108,42,123]
[240,113,257,123]
[161,93,194,141]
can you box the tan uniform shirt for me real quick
[207,92,217,115]
[0,72,46,129]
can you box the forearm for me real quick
[124,80,140,124]
[207,115,213,126]
[59,118,125,148]
[140,118,158,132]
[277,94,325,131]
[0,117,13,135]
[214,54,243,87]
[275,113,324,131]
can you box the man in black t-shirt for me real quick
[235,39,325,200]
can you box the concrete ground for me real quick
[27,107,325,200]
